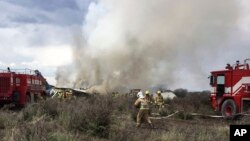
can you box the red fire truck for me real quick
[210,59,250,118]
[0,68,47,107]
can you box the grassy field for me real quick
[0,91,249,141]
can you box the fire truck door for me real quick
[216,75,225,97]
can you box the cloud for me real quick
[7,0,79,11]
[0,0,92,26]
[0,0,92,85]
[17,45,73,67]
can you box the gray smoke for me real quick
[56,0,239,93]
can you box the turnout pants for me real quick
[136,109,152,127]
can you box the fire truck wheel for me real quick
[221,99,237,119]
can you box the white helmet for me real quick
[137,91,144,98]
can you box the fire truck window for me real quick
[217,76,225,85]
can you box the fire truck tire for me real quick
[221,99,237,119]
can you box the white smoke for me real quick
[56,0,239,93]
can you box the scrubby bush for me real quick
[162,91,215,119]
[48,132,75,141]
[0,91,232,141]
[0,95,115,141]
[112,94,136,114]
[69,95,113,138]
[41,99,62,118]
[22,103,43,121]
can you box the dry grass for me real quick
[0,91,238,141]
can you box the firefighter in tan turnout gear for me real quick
[134,91,153,128]
[145,90,154,104]
[145,90,154,115]
[155,90,164,113]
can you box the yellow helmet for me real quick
[145,90,150,95]
[157,90,161,94]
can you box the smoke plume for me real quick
[56,0,239,93]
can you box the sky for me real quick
[0,0,92,84]
[0,0,250,91]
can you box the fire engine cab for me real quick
[0,68,47,107]
[210,59,250,118]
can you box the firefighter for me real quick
[145,91,153,103]
[225,64,233,70]
[145,90,154,115]
[155,90,164,112]
[235,60,241,69]
[134,92,153,128]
